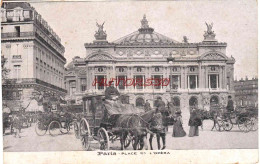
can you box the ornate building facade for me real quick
[66,15,235,112]
[234,77,258,107]
[1,2,67,110]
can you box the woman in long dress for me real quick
[172,112,186,137]
[188,108,201,137]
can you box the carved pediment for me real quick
[88,54,114,61]
[200,52,227,61]
[65,71,76,77]
[78,69,87,75]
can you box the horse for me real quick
[196,109,222,131]
[108,113,149,150]
[140,109,173,150]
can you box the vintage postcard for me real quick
[1,0,258,163]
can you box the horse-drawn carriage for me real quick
[218,106,258,132]
[201,105,258,132]
[74,94,174,151]
[35,111,77,136]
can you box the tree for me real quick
[1,55,10,82]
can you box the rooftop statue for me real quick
[203,22,217,42]
[183,36,189,43]
[141,15,149,28]
[96,22,105,33]
[95,21,107,41]
[205,22,214,34]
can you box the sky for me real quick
[30,0,258,80]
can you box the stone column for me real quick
[199,64,202,89]
[182,66,187,89]
[223,66,226,89]
[219,66,223,89]
[205,66,208,88]
[127,66,133,91]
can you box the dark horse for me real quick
[196,109,221,131]
[140,109,173,150]
[109,113,149,150]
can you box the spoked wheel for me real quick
[60,121,69,134]
[238,117,252,133]
[251,117,258,131]
[222,119,233,131]
[80,118,91,151]
[97,128,110,150]
[49,121,61,136]
[124,134,131,148]
[73,122,80,139]
[215,119,225,132]
[35,121,48,136]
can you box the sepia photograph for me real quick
[1,0,258,163]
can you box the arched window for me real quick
[153,96,162,107]
[171,97,180,107]
[210,96,219,106]
[136,97,144,107]
[137,67,142,72]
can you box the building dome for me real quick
[113,15,178,45]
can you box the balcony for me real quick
[12,55,22,59]
[1,32,35,39]
[3,78,67,93]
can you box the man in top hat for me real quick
[226,95,234,112]
[105,80,120,100]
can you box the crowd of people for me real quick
[3,104,37,138]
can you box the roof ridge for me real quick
[112,31,139,44]
[153,31,179,43]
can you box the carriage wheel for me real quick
[73,122,80,139]
[49,121,61,136]
[238,117,252,133]
[35,121,48,136]
[251,117,258,131]
[97,128,110,150]
[124,134,131,148]
[80,118,91,151]
[215,120,225,132]
[60,121,69,134]
[222,119,233,131]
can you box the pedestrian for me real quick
[155,97,169,131]
[149,108,166,150]
[172,111,186,137]
[226,96,234,112]
[168,101,176,115]
[144,100,151,112]
[13,114,21,138]
[188,108,201,137]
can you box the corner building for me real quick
[1,2,67,109]
[75,15,235,112]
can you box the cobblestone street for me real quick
[3,120,258,152]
